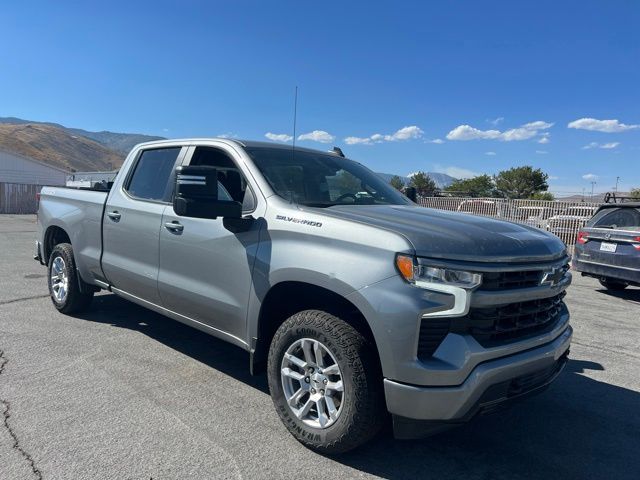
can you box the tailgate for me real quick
[581,228,640,270]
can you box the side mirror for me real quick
[173,165,242,219]
[405,186,417,202]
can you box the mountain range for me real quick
[0,117,456,186]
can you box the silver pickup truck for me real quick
[35,139,572,453]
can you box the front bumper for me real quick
[384,324,572,427]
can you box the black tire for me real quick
[267,310,384,454]
[599,278,629,291]
[47,243,94,314]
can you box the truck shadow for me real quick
[78,292,269,394]
[78,293,640,480]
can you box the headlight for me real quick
[396,254,482,289]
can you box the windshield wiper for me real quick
[299,202,338,208]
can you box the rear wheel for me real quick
[48,243,94,313]
[599,278,629,291]
[267,310,384,454]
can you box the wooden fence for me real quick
[0,182,42,214]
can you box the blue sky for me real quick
[1,1,638,194]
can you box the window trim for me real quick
[181,145,258,216]
[122,146,187,205]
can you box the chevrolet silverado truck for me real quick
[35,139,573,453]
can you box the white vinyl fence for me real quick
[418,196,602,254]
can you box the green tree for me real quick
[389,175,405,191]
[630,188,640,199]
[445,174,494,197]
[333,170,362,193]
[409,171,438,197]
[530,191,555,201]
[494,166,549,199]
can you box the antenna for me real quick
[288,86,298,204]
[292,86,298,161]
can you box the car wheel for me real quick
[48,243,94,314]
[267,310,384,454]
[599,278,629,291]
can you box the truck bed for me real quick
[38,186,109,286]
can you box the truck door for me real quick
[102,146,185,304]
[158,144,263,343]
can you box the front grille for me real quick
[481,270,543,290]
[474,351,569,417]
[480,263,569,291]
[453,292,566,347]
[417,318,451,360]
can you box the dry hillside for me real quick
[0,123,124,172]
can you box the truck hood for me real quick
[318,205,567,263]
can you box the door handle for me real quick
[164,221,184,232]
[106,211,121,221]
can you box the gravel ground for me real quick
[1,214,639,480]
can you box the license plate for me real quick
[600,242,617,252]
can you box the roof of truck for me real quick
[135,137,347,157]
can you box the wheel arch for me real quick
[43,225,71,264]
[251,281,380,375]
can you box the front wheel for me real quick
[48,243,94,314]
[267,310,384,454]
[599,278,629,291]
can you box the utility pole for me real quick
[582,187,585,202]
[615,176,620,193]
[591,181,596,200]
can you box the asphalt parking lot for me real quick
[1,214,639,480]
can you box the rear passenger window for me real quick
[126,148,181,201]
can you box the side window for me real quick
[188,147,256,212]
[126,147,181,201]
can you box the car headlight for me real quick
[395,254,482,289]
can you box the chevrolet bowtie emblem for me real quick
[541,267,565,287]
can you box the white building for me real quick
[0,150,68,213]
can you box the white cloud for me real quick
[568,118,639,133]
[485,151,496,156]
[218,132,238,139]
[425,138,445,144]
[433,165,481,179]
[344,136,373,145]
[297,130,335,143]
[537,133,550,144]
[582,141,620,150]
[265,132,293,142]
[582,173,599,181]
[446,120,553,142]
[487,116,504,126]
[522,121,553,130]
[446,125,501,141]
[536,150,548,154]
[548,175,559,180]
[386,125,424,141]
[343,125,424,145]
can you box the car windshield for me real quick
[245,147,410,207]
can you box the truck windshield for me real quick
[246,147,410,207]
